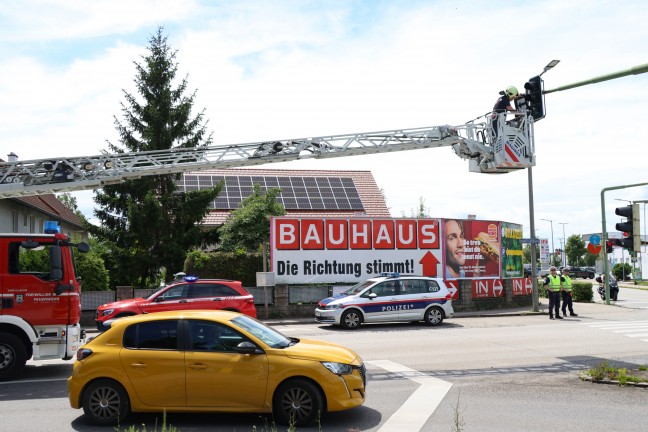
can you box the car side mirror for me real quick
[368,293,377,300]
[235,341,262,355]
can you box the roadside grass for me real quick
[583,360,648,385]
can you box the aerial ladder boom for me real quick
[0,112,534,199]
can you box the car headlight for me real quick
[101,309,114,317]
[322,361,353,375]
[325,303,341,310]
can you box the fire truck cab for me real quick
[0,222,89,380]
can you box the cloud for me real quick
[1,0,647,240]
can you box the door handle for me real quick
[179,300,187,303]
[189,363,208,370]
[130,362,147,368]
[212,298,222,302]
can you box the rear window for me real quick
[123,320,179,350]
[189,284,242,298]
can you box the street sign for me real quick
[521,238,540,244]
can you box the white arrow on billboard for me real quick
[493,279,504,297]
[368,360,453,432]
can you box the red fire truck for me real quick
[0,221,89,380]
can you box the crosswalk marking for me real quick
[367,360,452,432]
[582,320,648,343]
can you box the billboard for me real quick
[271,217,524,285]
[501,222,524,278]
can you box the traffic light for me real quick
[524,76,545,121]
[606,240,614,253]
[614,203,640,251]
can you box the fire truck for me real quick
[0,110,534,380]
[0,221,89,380]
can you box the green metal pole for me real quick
[601,182,648,304]
[545,63,648,94]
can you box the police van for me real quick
[314,273,454,330]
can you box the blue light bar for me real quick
[380,272,400,278]
[44,221,60,234]
[184,276,198,283]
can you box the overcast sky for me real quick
[1,0,647,247]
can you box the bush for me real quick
[572,282,593,302]
[613,263,633,281]
[76,251,110,291]
[537,280,592,302]
[184,250,263,286]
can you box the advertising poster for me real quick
[501,222,523,278]
[271,217,444,284]
[443,219,501,279]
[540,238,550,264]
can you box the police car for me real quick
[314,273,454,330]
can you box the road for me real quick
[2,291,648,431]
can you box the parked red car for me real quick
[95,276,256,331]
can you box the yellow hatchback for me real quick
[68,310,366,426]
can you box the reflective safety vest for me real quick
[547,274,561,292]
[562,275,573,292]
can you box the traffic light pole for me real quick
[600,182,648,304]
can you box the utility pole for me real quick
[559,222,568,266]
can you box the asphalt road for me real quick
[2,292,648,431]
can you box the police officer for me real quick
[561,268,578,317]
[543,266,563,319]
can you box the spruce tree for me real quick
[91,27,220,288]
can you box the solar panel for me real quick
[176,174,365,211]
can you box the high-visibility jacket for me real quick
[562,275,573,292]
[546,274,561,292]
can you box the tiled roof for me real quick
[14,194,85,229]
[188,168,390,227]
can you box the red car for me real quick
[95,276,256,331]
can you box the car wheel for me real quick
[340,309,362,330]
[82,379,130,426]
[273,379,324,427]
[424,307,444,326]
[0,333,28,381]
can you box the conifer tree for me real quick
[91,27,220,288]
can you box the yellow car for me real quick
[68,310,365,426]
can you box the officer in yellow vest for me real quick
[561,268,578,317]
[543,266,563,319]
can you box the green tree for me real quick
[401,197,431,218]
[218,184,286,253]
[523,244,540,265]
[90,27,220,288]
[565,234,586,266]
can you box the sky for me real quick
[1,0,647,248]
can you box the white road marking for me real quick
[368,359,452,432]
[582,320,648,344]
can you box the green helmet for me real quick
[505,86,519,98]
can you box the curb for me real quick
[580,375,648,388]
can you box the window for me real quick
[8,242,53,278]
[11,211,18,232]
[157,285,189,301]
[426,280,441,293]
[401,280,428,294]
[190,284,240,298]
[187,320,246,352]
[29,216,36,233]
[123,320,179,350]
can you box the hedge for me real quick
[538,280,593,302]
[184,250,263,287]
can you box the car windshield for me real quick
[342,280,376,295]
[230,315,293,349]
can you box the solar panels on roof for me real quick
[177,175,365,211]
